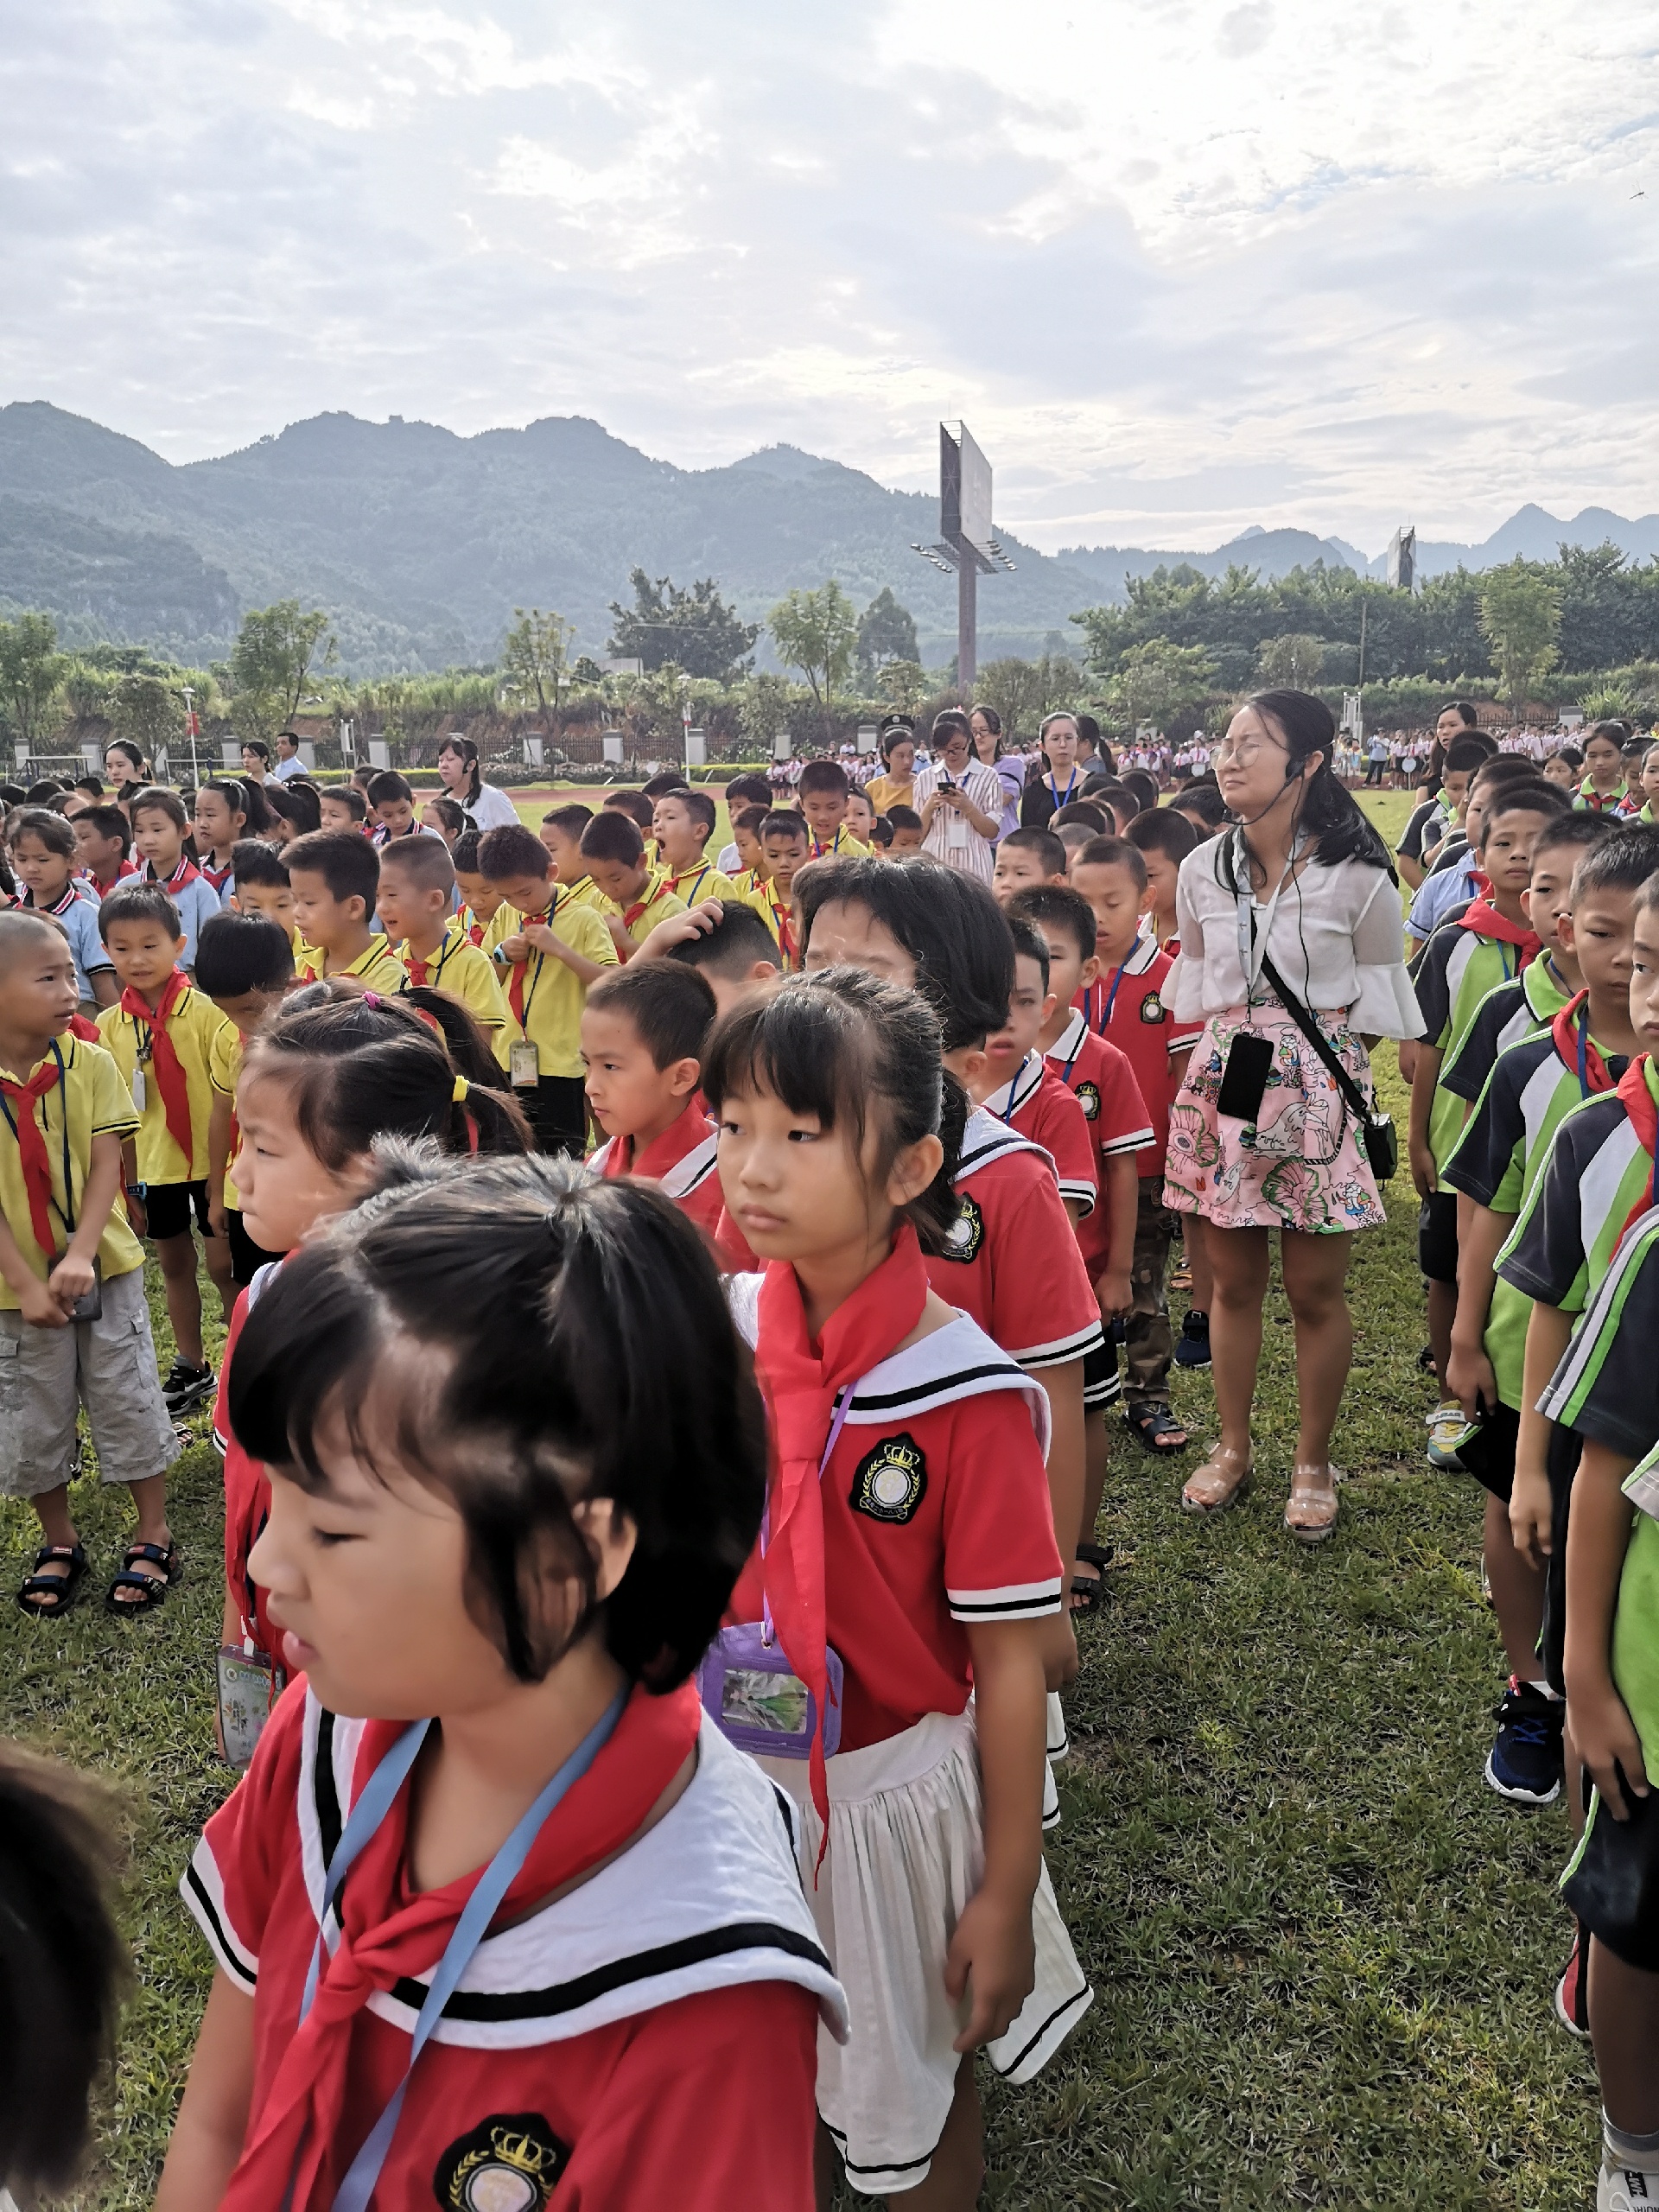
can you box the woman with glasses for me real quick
[1161,690,1422,1541]
[912,709,1002,880]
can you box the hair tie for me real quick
[452,1075,469,1103]
[362,991,383,1007]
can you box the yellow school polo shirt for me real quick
[296,934,407,995]
[0,1037,146,1302]
[593,867,688,946]
[96,986,235,1185]
[556,874,607,912]
[207,1023,244,1209]
[658,862,739,909]
[806,828,872,861]
[743,880,799,967]
[397,921,518,1043]
[486,893,618,1077]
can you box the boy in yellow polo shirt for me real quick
[452,831,505,945]
[580,811,688,959]
[0,910,180,1618]
[539,804,606,907]
[652,787,738,907]
[477,822,619,1154]
[746,810,810,969]
[94,884,238,1411]
[284,829,406,992]
[798,759,873,859]
[196,911,296,1289]
[376,835,518,1054]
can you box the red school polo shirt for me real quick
[1077,933,1200,1172]
[978,1053,1098,1217]
[927,1110,1103,1367]
[590,1102,754,1269]
[1043,1011,1154,1272]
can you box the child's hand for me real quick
[1510,1462,1553,1567]
[207,1192,226,1243]
[48,1252,95,1315]
[124,1190,147,1237]
[1569,1682,1649,1820]
[521,919,567,961]
[1445,1338,1496,1423]
[1035,1608,1078,1690]
[944,1885,1036,2050]
[1408,1135,1437,1201]
[496,933,529,963]
[1097,1268,1132,1320]
[18,1274,67,1330]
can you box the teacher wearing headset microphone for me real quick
[1158,690,1422,1541]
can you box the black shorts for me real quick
[143,1179,213,1242]
[519,1075,588,1158]
[1082,1338,1121,1409]
[1564,1778,1659,1973]
[1457,1401,1520,1503]
[1418,1192,1459,1285]
[1540,1421,1583,1698]
[225,1208,283,1288]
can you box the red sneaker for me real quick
[1554,1927,1590,2038]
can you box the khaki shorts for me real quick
[0,1265,181,1499]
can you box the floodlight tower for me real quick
[912,422,1015,690]
[1387,526,1416,594]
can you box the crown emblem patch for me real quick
[851,1434,928,1524]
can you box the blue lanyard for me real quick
[997,1052,1032,1125]
[1087,952,1135,1033]
[1577,1006,1590,1100]
[1047,769,1077,810]
[1497,943,1515,982]
[302,1688,628,2212]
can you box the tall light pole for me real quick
[912,422,1014,695]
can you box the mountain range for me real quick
[2,400,1656,678]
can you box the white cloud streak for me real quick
[2,0,1657,555]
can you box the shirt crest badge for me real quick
[851,1433,927,1524]
[435,2114,569,2212]
[1074,1079,1101,1122]
[940,1194,983,1262]
[1140,992,1165,1024]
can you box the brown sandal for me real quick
[1181,1445,1253,1516]
[1285,1464,1341,1544]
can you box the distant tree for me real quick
[1255,633,1329,688]
[1579,681,1642,724]
[501,608,575,714]
[738,671,800,754]
[570,655,605,688]
[1478,562,1561,712]
[607,570,759,682]
[874,659,929,709]
[1103,639,1217,733]
[973,654,1083,741]
[855,588,920,683]
[230,601,334,726]
[0,613,68,752]
[769,582,859,735]
[111,672,182,760]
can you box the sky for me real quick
[3,0,1659,556]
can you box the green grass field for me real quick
[0,791,1605,2209]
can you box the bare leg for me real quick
[1427,1277,1457,1394]
[1589,1940,1659,2133]
[109,1473,175,1608]
[1278,1230,1355,1471]
[204,1223,237,1326]
[1205,1224,1271,1461]
[1484,1489,1545,1677]
[884,2061,982,2212]
[1071,1406,1109,1605]
[155,1230,204,1367]
[1185,1213,1213,1314]
[17,1483,79,1607]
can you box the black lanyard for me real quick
[0,1041,77,1237]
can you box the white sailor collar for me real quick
[954,1103,1052,1185]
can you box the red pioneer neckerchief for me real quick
[1458,899,1541,969]
[0,1058,65,1257]
[118,969,194,1164]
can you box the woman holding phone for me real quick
[1160,690,1421,1540]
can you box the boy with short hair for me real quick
[375,834,516,1052]
[1408,756,1550,949]
[980,918,1101,1224]
[1442,830,1651,1809]
[365,769,434,845]
[991,826,1068,906]
[581,961,747,1264]
[1127,806,1198,950]
[451,830,501,944]
[283,829,406,991]
[884,804,924,854]
[641,898,784,1015]
[1411,783,1568,1461]
[195,911,296,1288]
[746,811,810,966]
[95,883,238,1408]
[129,785,220,971]
[715,772,774,873]
[1064,838,1205,1421]
[726,804,770,894]
[539,804,601,903]
[797,759,870,859]
[319,785,368,834]
[475,822,619,1155]
[72,803,139,901]
[579,811,688,960]
[1396,731,1491,892]
[12,810,118,1014]
[0,908,181,1618]
[652,786,738,906]
[226,840,302,951]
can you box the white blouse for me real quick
[1163,833,1424,1039]
[461,782,522,835]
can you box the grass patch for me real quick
[1,789,1599,2209]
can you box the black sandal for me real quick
[1069,1541,1115,1616]
[17,1541,87,1618]
[106,1540,181,1617]
[1125,1402,1191,1452]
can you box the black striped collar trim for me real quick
[955,1106,1052,1185]
[835,1313,1047,1441]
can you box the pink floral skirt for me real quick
[1162,1004,1386,1235]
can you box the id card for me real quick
[509,1039,539,1090]
[130,1065,146,1113]
[217,1644,277,1770]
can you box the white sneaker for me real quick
[1599,2162,1659,2209]
[1426,1400,1470,1470]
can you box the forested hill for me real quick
[3,399,1658,679]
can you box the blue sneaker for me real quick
[1173,1310,1211,1370]
[1484,1676,1564,1806]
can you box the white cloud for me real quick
[1,0,1657,556]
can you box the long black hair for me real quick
[796,854,1014,1052]
[228,1150,767,1688]
[438,734,484,807]
[1226,690,1392,876]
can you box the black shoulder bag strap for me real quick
[1258,948,1397,1181]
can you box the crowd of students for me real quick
[1,692,1657,2209]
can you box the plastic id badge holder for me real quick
[509,1039,539,1090]
[697,1383,859,1759]
[217,1645,278,1770]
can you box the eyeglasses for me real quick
[1212,735,1284,765]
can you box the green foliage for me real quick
[874,659,929,709]
[500,607,575,715]
[229,601,334,733]
[1478,561,1562,711]
[737,671,801,753]
[111,672,182,759]
[855,586,919,683]
[768,582,859,731]
[972,652,1084,741]
[1256,632,1329,688]
[1579,681,1643,723]
[1102,638,1218,733]
[0,611,68,749]
[607,569,758,682]
[571,655,605,688]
